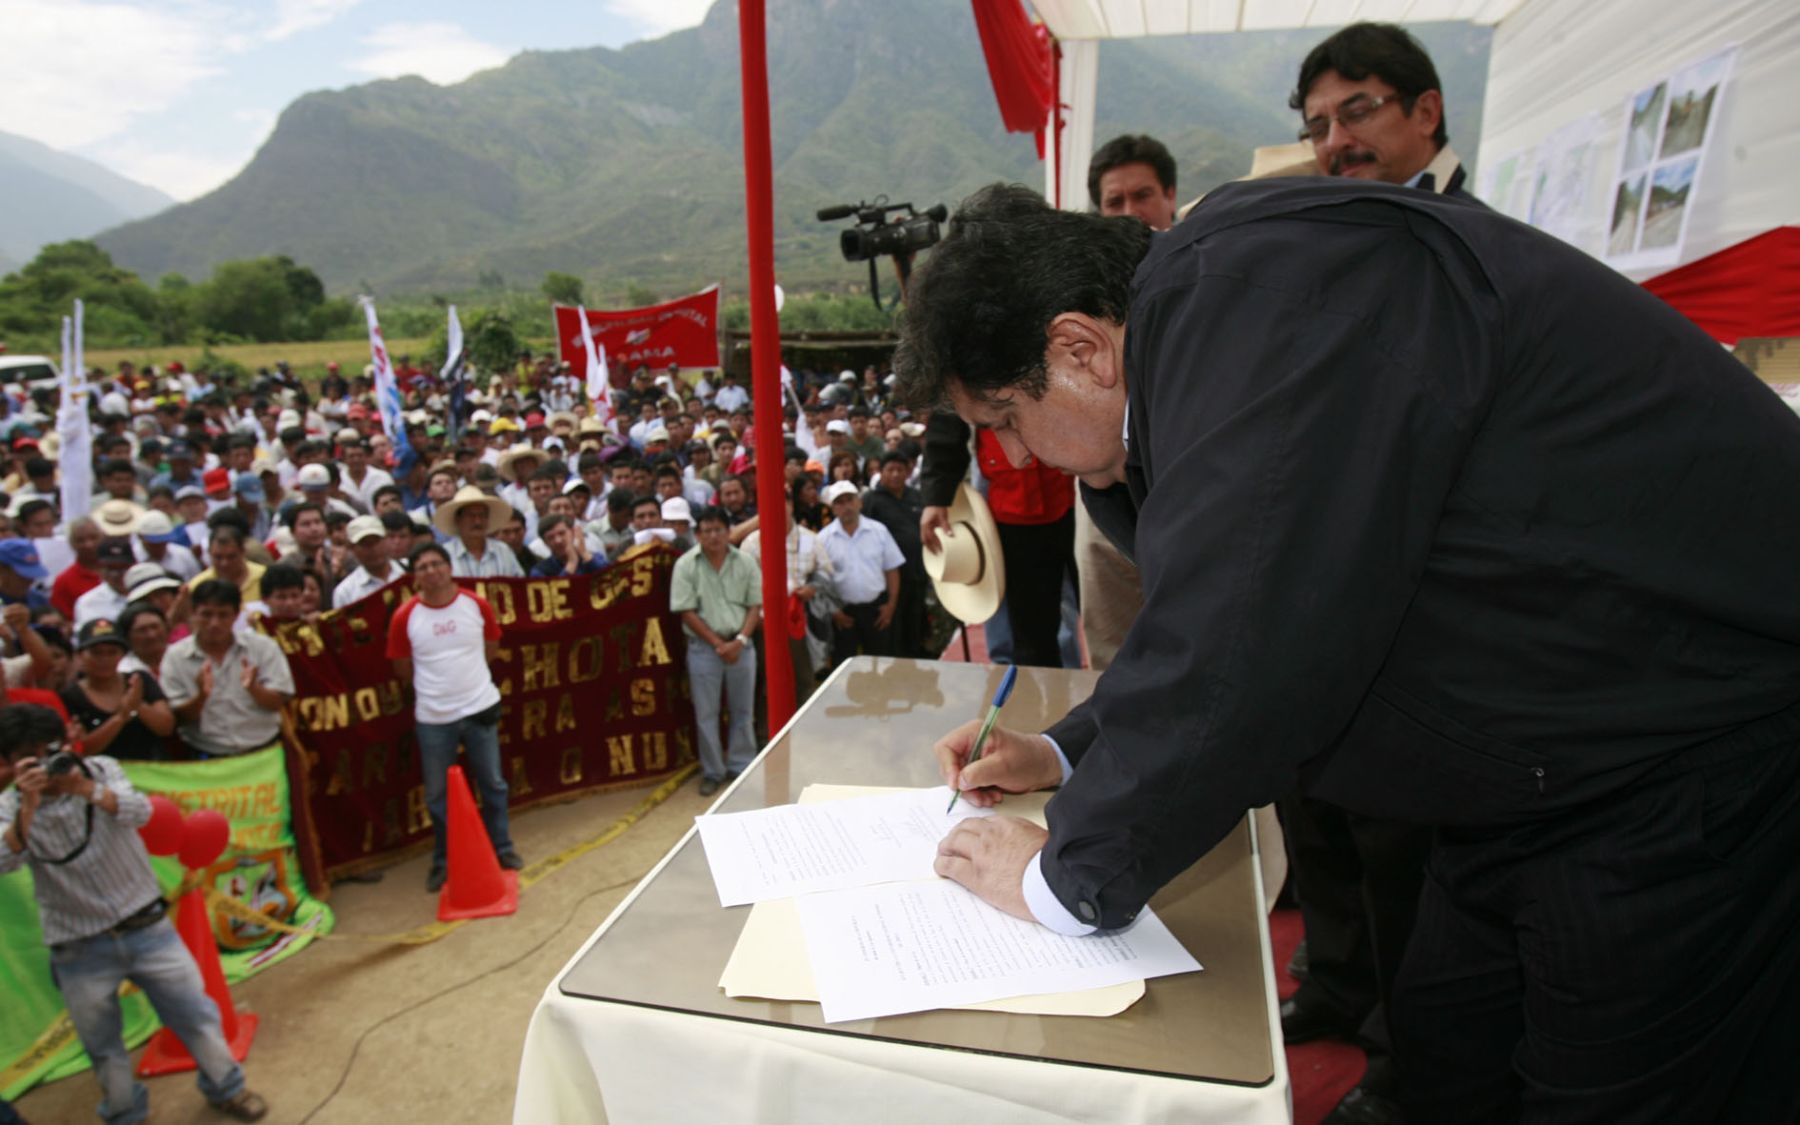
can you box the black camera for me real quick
[817,197,948,308]
[44,751,81,777]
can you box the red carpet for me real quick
[942,627,1364,1119]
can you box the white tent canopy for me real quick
[1030,0,1521,39]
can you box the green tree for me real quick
[464,310,521,375]
[0,241,162,349]
[541,271,584,306]
[625,281,659,308]
[192,256,330,342]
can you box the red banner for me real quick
[269,548,696,878]
[553,286,721,378]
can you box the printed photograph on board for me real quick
[1623,82,1666,171]
[1609,174,1646,257]
[1660,53,1730,159]
[1641,157,1699,250]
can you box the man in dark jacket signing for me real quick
[893,179,1800,1124]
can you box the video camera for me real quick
[816,196,949,308]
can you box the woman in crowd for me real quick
[26,624,74,691]
[827,452,862,486]
[61,618,176,760]
[117,604,171,680]
[791,475,828,533]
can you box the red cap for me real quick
[203,467,232,495]
[346,404,370,420]
[327,361,341,372]
[525,411,547,427]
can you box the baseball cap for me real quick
[166,440,195,459]
[525,411,547,428]
[644,426,671,445]
[233,474,266,502]
[277,409,302,430]
[97,538,136,567]
[125,562,181,602]
[346,515,384,543]
[297,464,331,489]
[346,403,371,420]
[335,426,361,444]
[822,481,860,504]
[562,478,590,495]
[76,618,129,651]
[136,510,178,543]
[659,497,692,523]
[825,419,851,435]
[0,540,48,579]
[174,485,206,503]
[203,467,232,495]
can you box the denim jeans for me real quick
[49,917,245,1124]
[686,640,758,781]
[415,713,514,867]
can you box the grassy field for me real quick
[79,338,436,379]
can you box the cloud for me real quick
[0,0,223,149]
[603,0,713,37]
[268,0,362,41]
[348,22,513,85]
[102,144,254,206]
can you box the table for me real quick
[515,658,1290,1124]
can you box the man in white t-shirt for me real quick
[386,542,520,891]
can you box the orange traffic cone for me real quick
[437,763,518,922]
[136,889,258,1076]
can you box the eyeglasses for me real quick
[1298,93,1406,144]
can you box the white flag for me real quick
[57,300,93,521]
[444,304,465,385]
[576,306,614,430]
[359,296,411,456]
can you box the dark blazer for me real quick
[1042,176,1800,929]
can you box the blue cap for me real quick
[0,540,48,579]
[395,448,422,475]
[233,474,265,502]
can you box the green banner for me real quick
[1,746,333,1101]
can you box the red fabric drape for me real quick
[972,0,1054,155]
[1642,226,1800,345]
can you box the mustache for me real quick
[1329,150,1378,175]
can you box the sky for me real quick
[2,0,714,201]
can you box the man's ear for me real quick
[1046,313,1123,390]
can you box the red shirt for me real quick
[50,564,101,620]
[974,428,1074,526]
[8,687,70,721]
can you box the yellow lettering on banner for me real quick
[588,572,625,612]
[568,636,603,683]
[522,698,548,740]
[639,618,670,667]
[521,643,561,691]
[555,694,577,733]
[630,677,656,717]
[406,785,429,834]
[630,556,656,597]
[607,734,637,777]
[293,622,324,658]
[363,742,389,787]
[509,755,533,799]
[255,782,280,816]
[300,693,350,732]
[354,687,381,722]
[643,730,668,770]
[604,688,624,722]
[327,750,354,796]
[487,583,517,626]
[559,746,583,785]
[528,580,574,623]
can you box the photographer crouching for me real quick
[0,704,268,1123]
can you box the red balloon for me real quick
[178,808,232,870]
[138,796,185,857]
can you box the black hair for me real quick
[537,514,571,537]
[261,564,306,595]
[530,464,564,484]
[847,405,871,419]
[607,489,638,514]
[692,505,729,531]
[324,509,351,530]
[207,525,245,551]
[893,183,1152,410]
[15,499,53,525]
[0,703,66,761]
[284,501,324,529]
[784,447,807,465]
[371,484,402,508]
[1290,22,1448,147]
[879,450,912,469]
[380,510,414,532]
[408,541,451,570]
[98,457,135,479]
[207,507,250,535]
[631,495,661,514]
[24,457,54,479]
[118,602,167,637]
[190,577,243,611]
[653,464,682,481]
[32,624,71,656]
[280,426,306,445]
[577,452,603,473]
[1086,134,1177,208]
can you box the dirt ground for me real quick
[13,773,716,1125]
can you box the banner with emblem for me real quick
[272,546,697,880]
[1,746,333,1100]
[552,285,721,377]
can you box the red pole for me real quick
[738,0,795,736]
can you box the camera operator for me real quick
[0,703,268,1122]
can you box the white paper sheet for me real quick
[796,878,1201,1024]
[697,786,992,907]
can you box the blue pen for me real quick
[947,665,1019,813]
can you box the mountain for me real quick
[94,1,1488,298]
[0,131,175,266]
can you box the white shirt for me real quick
[340,466,395,512]
[74,582,129,629]
[816,517,904,605]
[713,384,749,413]
[331,562,403,610]
[133,539,201,580]
[388,589,501,724]
[743,523,832,595]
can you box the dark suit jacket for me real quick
[1042,177,1800,929]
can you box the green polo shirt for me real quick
[670,545,762,641]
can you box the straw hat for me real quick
[496,446,545,484]
[1178,140,1320,222]
[433,485,515,536]
[93,498,146,538]
[548,411,578,433]
[923,483,1005,624]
